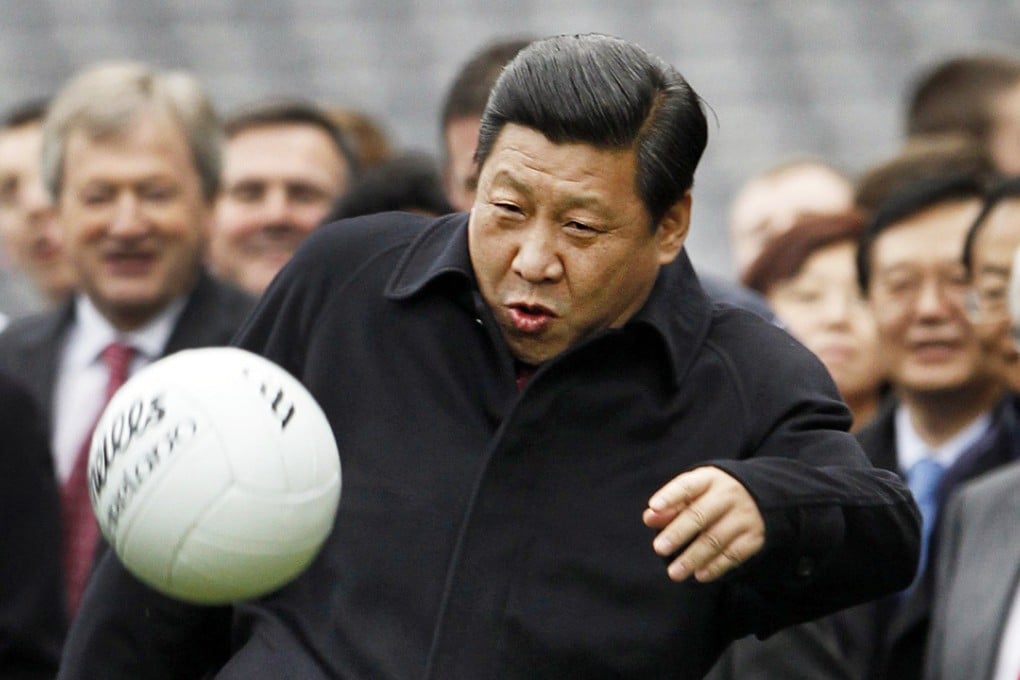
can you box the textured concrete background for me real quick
[1,0,1017,278]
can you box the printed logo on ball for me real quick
[88,393,199,539]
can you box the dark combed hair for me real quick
[322,151,454,222]
[742,212,866,295]
[474,33,709,227]
[855,133,998,217]
[223,98,360,178]
[856,171,988,293]
[2,97,49,129]
[962,175,1020,274]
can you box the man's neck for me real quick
[898,379,1005,446]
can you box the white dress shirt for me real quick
[894,404,992,473]
[51,294,186,483]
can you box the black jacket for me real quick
[0,371,65,680]
[60,212,919,679]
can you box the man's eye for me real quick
[289,185,330,205]
[494,202,522,214]
[0,177,18,205]
[229,183,264,202]
[566,221,599,236]
[141,185,178,202]
[81,188,114,205]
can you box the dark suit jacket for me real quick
[926,460,1020,680]
[0,271,256,630]
[0,271,256,433]
[834,394,1020,680]
[0,371,66,680]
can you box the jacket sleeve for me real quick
[0,375,66,680]
[702,317,921,639]
[57,553,232,680]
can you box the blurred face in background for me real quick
[989,82,1020,176]
[768,240,883,415]
[443,115,482,212]
[867,200,991,397]
[728,164,853,277]
[210,123,349,295]
[967,197,1020,390]
[58,111,211,331]
[0,120,76,302]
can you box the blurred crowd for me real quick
[0,36,1018,680]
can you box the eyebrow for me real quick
[490,170,608,213]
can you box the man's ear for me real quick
[655,192,692,265]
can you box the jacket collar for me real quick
[384,212,714,389]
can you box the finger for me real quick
[691,533,765,583]
[647,469,713,513]
[652,493,731,557]
[662,511,746,580]
[642,506,680,529]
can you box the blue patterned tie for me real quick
[906,457,946,584]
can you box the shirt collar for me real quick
[895,403,994,471]
[384,212,714,389]
[68,292,188,368]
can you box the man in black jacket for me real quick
[0,371,65,680]
[60,34,918,679]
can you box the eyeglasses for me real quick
[965,286,1010,325]
[964,285,1020,352]
[871,267,970,314]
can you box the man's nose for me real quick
[511,224,563,283]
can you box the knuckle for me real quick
[721,545,743,565]
[687,505,708,529]
[702,532,724,552]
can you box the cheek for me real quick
[849,312,880,346]
[293,205,329,231]
[771,302,812,336]
[217,201,262,231]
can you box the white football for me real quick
[87,346,341,605]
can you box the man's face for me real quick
[867,200,991,396]
[58,111,211,330]
[968,198,1020,389]
[468,124,689,365]
[443,115,482,212]
[989,82,1020,177]
[211,123,349,295]
[0,121,76,301]
[728,166,853,276]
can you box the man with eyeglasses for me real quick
[925,175,1020,680]
[833,172,1019,680]
[963,176,1020,391]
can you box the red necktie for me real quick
[60,342,133,618]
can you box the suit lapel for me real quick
[162,272,254,357]
[13,303,75,426]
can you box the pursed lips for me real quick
[506,300,558,334]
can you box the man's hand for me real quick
[643,466,766,583]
